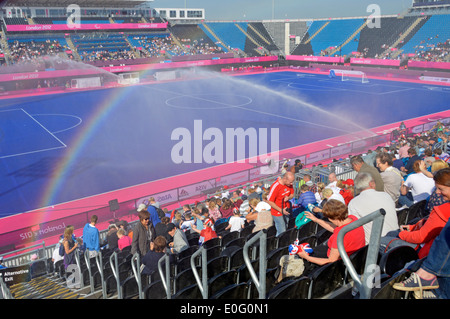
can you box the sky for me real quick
[151,0,415,21]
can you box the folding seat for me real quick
[314,228,332,246]
[177,245,198,260]
[172,283,202,299]
[276,227,298,248]
[266,236,278,254]
[346,245,369,281]
[214,221,229,234]
[308,259,346,299]
[210,282,249,299]
[267,276,311,299]
[396,207,410,226]
[237,259,259,284]
[188,237,200,246]
[379,245,419,277]
[263,225,276,236]
[176,255,196,274]
[122,276,139,299]
[220,245,241,258]
[118,260,132,276]
[208,269,238,297]
[406,200,428,224]
[266,246,288,270]
[296,220,317,239]
[105,270,130,296]
[93,267,113,290]
[207,255,230,278]
[224,237,246,249]
[286,216,296,230]
[221,231,240,247]
[173,267,200,294]
[121,246,132,255]
[246,267,279,299]
[202,237,222,249]
[206,245,222,260]
[239,224,255,238]
[144,280,167,299]
[186,231,200,246]
[186,231,200,241]
[228,247,245,270]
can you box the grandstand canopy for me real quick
[2,0,152,7]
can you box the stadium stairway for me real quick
[199,22,231,54]
[234,23,269,56]
[248,23,271,47]
[9,274,84,299]
[304,21,329,45]
[328,20,368,56]
[380,16,428,58]
[65,36,81,61]
[0,28,12,64]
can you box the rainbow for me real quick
[38,85,133,212]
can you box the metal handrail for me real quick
[131,252,143,299]
[337,208,386,299]
[109,251,122,299]
[83,249,95,294]
[94,250,107,299]
[243,229,267,299]
[68,247,83,290]
[157,252,172,299]
[0,241,47,268]
[0,276,12,299]
[191,245,208,299]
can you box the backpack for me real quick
[156,207,165,219]
[59,243,65,257]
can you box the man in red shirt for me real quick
[267,171,295,236]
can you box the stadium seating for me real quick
[357,16,419,58]
[1,13,450,66]
[399,14,450,57]
[8,36,71,64]
[2,8,450,301]
[308,18,365,56]
[202,22,248,52]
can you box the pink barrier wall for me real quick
[286,55,344,63]
[0,56,279,83]
[6,22,168,32]
[350,58,401,67]
[101,55,279,73]
[408,60,450,70]
[0,68,101,83]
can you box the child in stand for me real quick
[225,207,245,233]
[117,228,132,251]
[180,212,195,233]
[192,218,218,245]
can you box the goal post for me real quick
[329,69,369,83]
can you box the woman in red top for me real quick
[339,179,355,206]
[397,168,450,258]
[300,199,366,266]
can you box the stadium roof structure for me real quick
[1,0,153,7]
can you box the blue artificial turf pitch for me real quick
[0,71,448,217]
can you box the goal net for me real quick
[329,69,369,83]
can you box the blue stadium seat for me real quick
[379,245,419,277]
